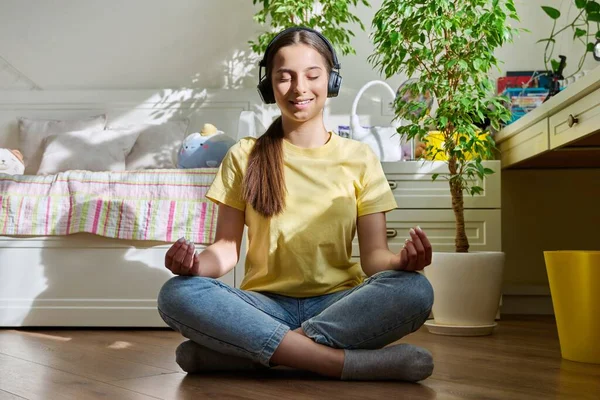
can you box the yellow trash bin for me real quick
[544,251,600,364]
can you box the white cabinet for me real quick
[382,161,501,209]
[352,160,502,259]
[352,209,501,256]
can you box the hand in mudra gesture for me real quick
[164,237,199,275]
[393,226,432,272]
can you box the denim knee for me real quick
[373,270,434,315]
[157,275,214,318]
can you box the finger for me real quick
[182,242,195,272]
[165,237,185,269]
[172,240,191,273]
[405,239,418,271]
[192,250,200,274]
[409,227,426,269]
[415,226,433,265]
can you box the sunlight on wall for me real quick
[222,50,260,90]
[107,89,210,127]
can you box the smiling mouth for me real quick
[290,99,314,105]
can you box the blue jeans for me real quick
[157,270,433,367]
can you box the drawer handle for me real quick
[568,114,579,128]
[388,181,397,190]
[386,228,398,238]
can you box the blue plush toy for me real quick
[177,124,236,168]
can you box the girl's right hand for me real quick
[165,237,199,275]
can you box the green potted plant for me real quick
[539,0,600,77]
[369,0,520,335]
[249,0,370,55]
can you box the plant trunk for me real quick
[448,157,469,253]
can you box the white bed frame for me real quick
[0,89,258,327]
[0,87,391,327]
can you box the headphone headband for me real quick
[259,27,340,70]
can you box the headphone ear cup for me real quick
[257,78,276,104]
[327,71,342,98]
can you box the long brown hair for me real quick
[243,29,334,218]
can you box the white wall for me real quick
[0,0,598,123]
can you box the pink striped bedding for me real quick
[0,169,219,244]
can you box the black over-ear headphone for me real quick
[257,27,342,104]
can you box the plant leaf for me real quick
[432,173,439,181]
[576,0,588,9]
[586,1,600,13]
[474,58,483,71]
[470,186,484,196]
[588,12,600,21]
[587,42,595,52]
[575,28,587,38]
[541,6,561,19]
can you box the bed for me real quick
[0,89,254,327]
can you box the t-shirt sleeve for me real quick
[356,146,398,216]
[205,141,247,211]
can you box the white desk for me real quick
[496,65,600,169]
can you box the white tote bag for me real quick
[350,80,407,162]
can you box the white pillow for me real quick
[107,120,189,170]
[18,115,107,174]
[238,110,280,140]
[37,129,139,175]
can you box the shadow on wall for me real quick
[19,210,174,327]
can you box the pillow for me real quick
[107,120,189,170]
[37,129,139,175]
[237,110,279,140]
[18,115,107,174]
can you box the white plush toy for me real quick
[177,124,236,169]
[0,149,25,175]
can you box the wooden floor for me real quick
[0,316,598,400]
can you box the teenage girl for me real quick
[158,27,434,382]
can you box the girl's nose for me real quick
[294,77,308,94]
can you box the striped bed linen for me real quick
[0,168,219,244]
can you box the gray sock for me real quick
[176,340,267,373]
[341,344,433,382]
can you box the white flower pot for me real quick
[423,251,504,333]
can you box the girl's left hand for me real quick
[394,226,432,271]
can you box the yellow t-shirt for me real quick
[205,132,398,297]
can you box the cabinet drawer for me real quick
[382,161,501,209]
[351,209,501,256]
[498,118,549,167]
[549,86,600,149]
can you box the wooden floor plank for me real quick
[0,389,28,400]
[17,329,182,371]
[0,316,598,400]
[0,330,174,383]
[0,353,159,400]
[111,369,440,400]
